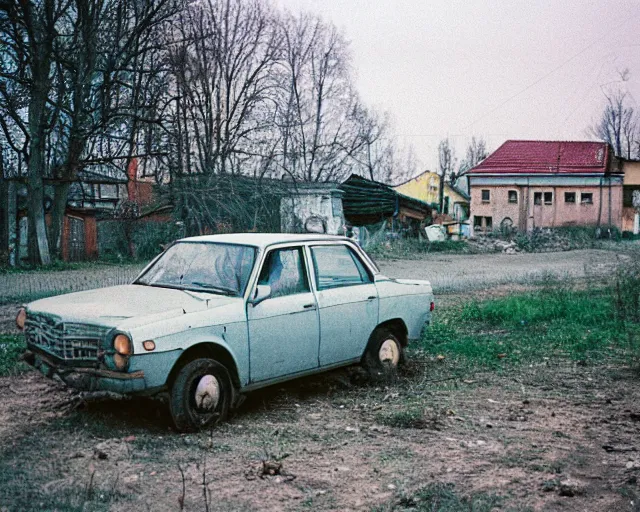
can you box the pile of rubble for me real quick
[468,228,596,254]
[467,237,522,254]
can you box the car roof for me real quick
[177,233,352,249]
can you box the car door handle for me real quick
[303,303,317,310]
[367,296,377,300]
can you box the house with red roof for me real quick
[466,140,623,234]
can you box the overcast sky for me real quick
[276,0,640,171]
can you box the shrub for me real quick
[0,335,27,376]
[612,250,640,324]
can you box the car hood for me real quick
[26,284,238,327]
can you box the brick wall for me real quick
[470,183,623,233]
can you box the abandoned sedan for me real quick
[17,234,434,431]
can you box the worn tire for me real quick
[361,328,404,381]
[169,358,233,432]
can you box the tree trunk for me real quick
[50,181,71,258]
[26,91,51,266]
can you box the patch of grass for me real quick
[376,408,426,429]
[0,334,27,376]
[422,282,638,368]
[374,482,502,512]
[366,238,469,259]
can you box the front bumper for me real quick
[23,350,146,394]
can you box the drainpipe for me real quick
[608,175,612,235]
[596,177,603,235]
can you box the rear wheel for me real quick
[362,328,404,381]
[169,358,233,432]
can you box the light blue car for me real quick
[18,234,434,431]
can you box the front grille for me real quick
[25,313,109,361]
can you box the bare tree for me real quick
[276,12,366,183]
[167,0,280,177]
[437,138,456,213]
[0,0,179,263]
[0,1,69,264]
[47,0,179,257]
[458,136,488,174]
[451,136,488,193]
[590,90,639,159]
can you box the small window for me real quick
[481,189,490,202]
[485,216,493,230]
[473,216,483,228]
[508,190,518,204]
[565,192,576,203]
[311,245,371,290]
[258,247,309,298]
[581,193,593,205]
[544,192,553,205]
[534,192,542,205]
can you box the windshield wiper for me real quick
[188,282,238,297]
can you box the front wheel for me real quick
[169,358,233,432]
[362,328,404,381]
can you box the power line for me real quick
[464,9,640,131]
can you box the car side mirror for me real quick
[251,284,271,306]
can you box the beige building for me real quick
[467,140,623,234]
[620,159,640,234]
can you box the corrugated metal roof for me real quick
[468,140,611,175]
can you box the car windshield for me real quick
[135,242,256,297]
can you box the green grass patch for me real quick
[374,482,503,512]
[376,408,427,429]
[0,334,27,376]
[422,284,640,368]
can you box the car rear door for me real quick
[309,243,379,367]
[247,245,320,382]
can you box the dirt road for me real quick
[377,248,624,292]
[0,248,622,304]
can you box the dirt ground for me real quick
[1,350,640,511]
[1,252,639,510]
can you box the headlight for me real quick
[114,334,132,355]
[16,308,26,330]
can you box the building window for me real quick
[565,192,576,203]
[544,192,553,205]
[485,216,493,230]
[481,189,490,202]
[581,192,593,205]
[534,192,542,205]
[508,190,518,204]
[473,216,492,233]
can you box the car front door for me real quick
[310,244,379,367]
[247,246,320,382]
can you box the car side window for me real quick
[311,245,372,290]
[257,247,310,298]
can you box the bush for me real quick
[366,238,468,259]
[0,335,27,377]
[97,220,183,261]
[512,225,622,252]
[612,250,640,324]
